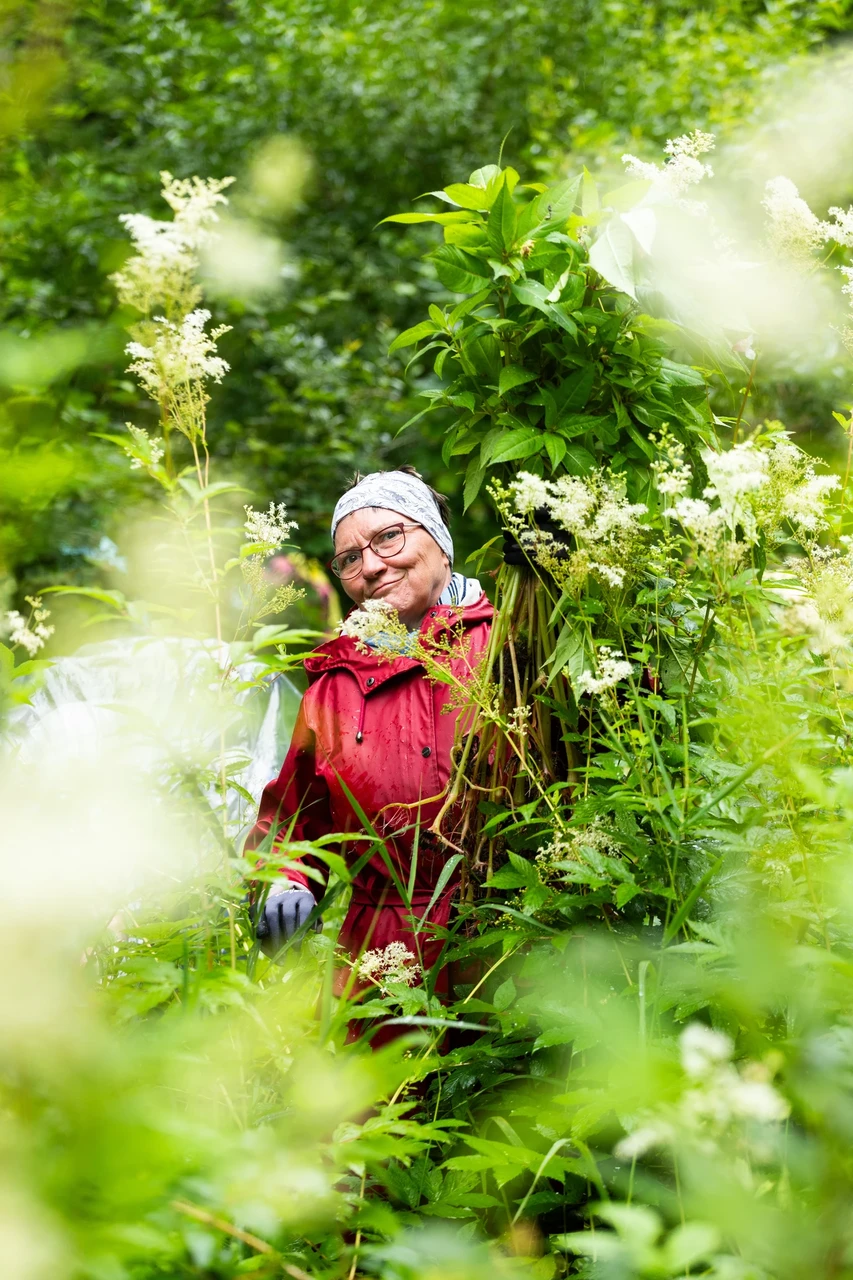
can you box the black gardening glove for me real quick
[255,887,321,957]
[503,508,572,566]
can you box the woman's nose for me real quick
[360,545,386,577]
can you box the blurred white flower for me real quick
[124,424,165,472]
[680,1023,733,1078]
[574,647,634,697]
[3,597,54,657]
[703,443,769,542]
[824,203,853,247]
[113,172,234,314]
[762,176,826,264]
[622,130,715,210]
[781,473,839,530]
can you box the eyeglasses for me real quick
[329,522,421,580]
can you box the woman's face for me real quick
[333,506,451,629]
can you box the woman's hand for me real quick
[256,887,321,956]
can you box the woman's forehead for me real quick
[334,506,408,547]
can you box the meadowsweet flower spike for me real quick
[574,647,633,697]
[358,941,421,988]
[113,172,234,314]
[762,176,826,265]
[3,596,54,656]
[126,309,232,399]
[622,129,714,210]
[243,502,298,548]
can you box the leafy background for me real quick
[3,0,851,612]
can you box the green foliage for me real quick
[2,0,848,603]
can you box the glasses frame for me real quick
[328,521,422,581]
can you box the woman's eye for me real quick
[342,552,361,567]
[377,529,402,545]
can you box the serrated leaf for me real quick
[431,244,492,294]
[562,444,597,475]
[547,622,588,689]
[589,215,637,299]
[487,181,517,254]
[544,434,566,469]
[516,174,582,240]
[482,425,542,465]
[510,278,552,313]
[388,320,438,354]
[498,366,537,396]
[463,455,486,509]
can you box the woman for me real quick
[247,467,492,995]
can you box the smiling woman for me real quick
[247,466,492,1035]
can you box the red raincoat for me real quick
[246,593,493,989]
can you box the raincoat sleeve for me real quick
[244,700,334,895]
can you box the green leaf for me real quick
[547,622,588,689]
[493,977,517,1011]
[431,245,492,294]
[380,210,479,225]
[588,215,637,299]
[562,444,597,475]
[544,434,567,469]
[581,166,600,217]
[468,163,503,189]
[516,174,582,240]
[487,181,517,254]
[463,455,486,510]
[443,183,493,211]
[510,278,552,313]
[498,366,537,396]
[482,425,543,465]
[388,320,438,354]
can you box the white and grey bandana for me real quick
[331,470,454,565]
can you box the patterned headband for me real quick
[331,470,454,565]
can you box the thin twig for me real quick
[170,1199,312,1279]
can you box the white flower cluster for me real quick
[113,172,234,314]
[702,442,768,543]
[339,598,411,652]
[762,176,827,265]
[574,646,634,697]
[3,596,54,656]
[651,434,692,498]
[616,1022,789,1162]
[124,424,165,472]
[126,309,231,399]
[243,501,298,549]
[760,178,853,347]
[358,941,420,988]
[622,130,715,210]
[536,817,623,877]
[508,470,648,592]
[780,546,853,654]
[663,437,838,550]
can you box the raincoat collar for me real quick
[304,591,493,695]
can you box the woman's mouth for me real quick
[369,579,404,598]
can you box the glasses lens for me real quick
[371,527,405,557]
[331,551,362,579]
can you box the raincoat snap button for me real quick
[430,611,437,617]
[421,746,431,757]
[366,677,375,686]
